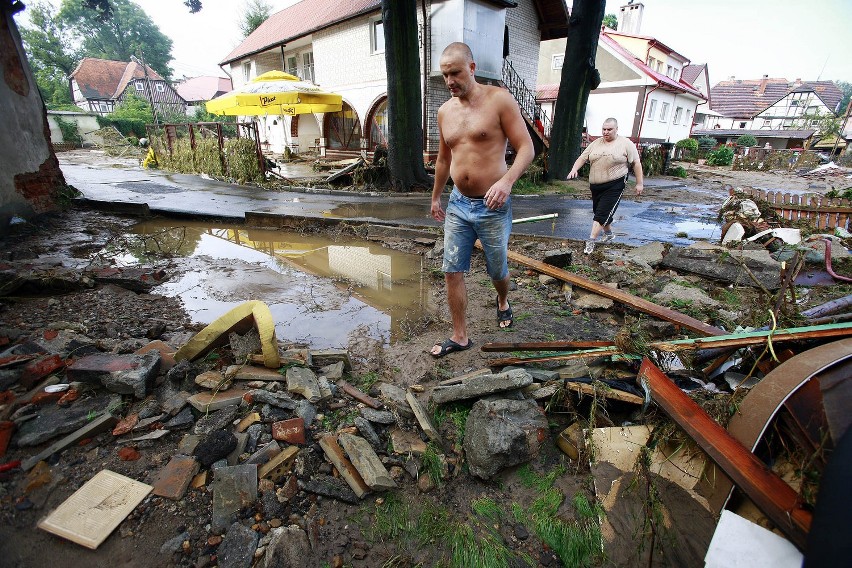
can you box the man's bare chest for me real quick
[443,108,501,148]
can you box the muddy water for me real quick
[115,220,430,348]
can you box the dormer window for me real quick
[135,81,144,91]
[155,83,165,93]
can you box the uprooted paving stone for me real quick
[66,352,161,398]
[430,368,533,404]
[217,522,260,568]
[263,525,315,568]
[661,243,782,289]
[653,282,720,309]
[13,394,120,447]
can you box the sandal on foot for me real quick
[431,338,474,358]
[496,296,513,328]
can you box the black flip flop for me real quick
[496,296,513,328]
[431,338,474,358]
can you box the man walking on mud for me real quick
[429,42,534,358]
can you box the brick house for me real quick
[217,0,568,158]
[69,57,186,117]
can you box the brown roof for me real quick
[681,64,705,86]
[70,57,163,100]
[220,0,570,65]
[709,78,843,119]
[692,128,816,139]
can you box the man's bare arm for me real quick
[484,90,534,209]
[431,108,452,221]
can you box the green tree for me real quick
[548,0,606,179]
[239,0,272,38]
[836,80,852,115]
[381,0,431,190]
[602,13,617,29]
[58,0,175,80]
[19,1,79,106]
[736,134,757,147]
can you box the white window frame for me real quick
[783,118,793,127]
[99,102,108,112]
[371,17,385,54]
[551,54,564,70]
[667,65,674,78]
[659,102,670,121]
[155,83,165,93]
[762,119,771,128]
[673,106,683,124]
[243,62,251,82]
[134,81,144,91]
[685,110,692,125]
[286,56,298,77]
[647,99,657,120]
[302,52,315,83]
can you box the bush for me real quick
[640,144,664,176]
[54,116,82,146]
[697,136,717,149]
[736,134,758,147]
[675,138,699,162]
[706,145,734,166]
[666,165,688,178]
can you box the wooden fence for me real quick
[731,187,852,230]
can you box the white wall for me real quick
[585,91,640,136]
[640,90,699,142]
[46,112,102,144]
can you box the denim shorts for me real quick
[442,187,512,280]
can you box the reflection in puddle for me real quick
[674,220,719,241]
[325,201,429,222]
[118,221,429,348]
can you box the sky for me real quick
[18,0,852,85]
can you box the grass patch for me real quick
[422,443,445,487]
[357,371,380,392]
[471,497,502,523]
[433,404,471,444]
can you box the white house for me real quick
[536,25,705,143]
[217,0,569,158]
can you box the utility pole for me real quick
[131,51,159,125]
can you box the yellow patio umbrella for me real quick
[206,71,342,116]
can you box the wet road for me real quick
[62,161,720,246]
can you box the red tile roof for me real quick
[70,57,163,100]
[176,76,233,102]
[536,83,559,101]
[710,79,843,119]
[220,0,380,65]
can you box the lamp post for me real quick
[130,52,159,126]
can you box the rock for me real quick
[301,474,360,504]
[160,531,191,555]
[294,400,316,426]
[463,398,548,480]
[164,407,195,431]
[377,383,413,418]
[247,389,296,410]
[194,430,238,467]
[653,282,719,309]
[285,367,322,402]
[135,340,177,371]
[318,361,345,380]
[263,526,313,568]
[354,417,382,450]
[225,364,282,382]
[166,360,202,392]
[572,283,618,311]
[216,522,259,568]
[194,406,239,435]
[360,408,396,425]
[626,242,666,268]
[417,473,435,493]
[430,369,533,405]
[14,394,119,447]
[195,371,228,390]
[389,427,427,455]
[245,424,264,454]
[66,352,161,398]
[160,390,191,416]
[310,349,351,371]
[187,388,250,412]
[661,245,781,289]
[212,465,259,534]
[260,489,286,519]
[338,433,397,491]
[229,329,262,362]
[538,274,558,285]
[245,441,282,466]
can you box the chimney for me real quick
[757,74,769,95]
[617,2,644,35]
[728,75,736,81]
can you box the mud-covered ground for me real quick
[0,154,850,567]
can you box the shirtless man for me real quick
[429,42,534,358]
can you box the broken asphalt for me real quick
[61,159,718,245]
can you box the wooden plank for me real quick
[481,340,615,352]
[338,380,381,409]
[565,381,644,405]
[639,359,811,551]
[498,247,726,337]
[318,435,370,498]
[38,470,152,549]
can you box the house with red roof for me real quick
[69,57,186,117]
[217,0,569,157]
[536,23,706,144]
[175,76,233,117]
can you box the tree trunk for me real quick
[548,0,605,179]
[382,0,431,191]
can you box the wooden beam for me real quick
[500,247,726,336]
[638,358,811,551]
[564,381,644,405]
[481,340,615,352]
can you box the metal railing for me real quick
[502,59,551,138]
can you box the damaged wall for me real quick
[0,1,65,234]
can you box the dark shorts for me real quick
[589,175,626,226]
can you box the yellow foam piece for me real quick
[175,300,280,368]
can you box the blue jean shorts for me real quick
[442,187,512,280]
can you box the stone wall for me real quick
[0,3,64,234]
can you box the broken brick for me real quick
[152,455,200,500]
[20,355,65,389]
[112,414,140,436]
[0,421,15,457]
[271,418,305,445]
[118,446,141,461]
[29,390,65,406]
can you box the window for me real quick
[243,62,251,82]
[371,18,385,53]
[303,52,314,83]
[99,102,108,112]
[647,99,657,120]
[667,65,674,78]
[783,119,793,127]
[287,56,297,77]
[660,102,670,121]
[647,56,656,69]
[673,106,683,124]
[155,83,165,93]
[762,119,771,128]
[739,122,747,128]
[134,81,144,91]
[656,61,664,73]
[685,110,692,125]
[551,54,564,70]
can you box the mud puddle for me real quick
[108,220,430,348]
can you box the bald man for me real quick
[429,42,534,358]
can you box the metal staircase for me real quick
[501,59,550,150]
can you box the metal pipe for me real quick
[824,238,852,283]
